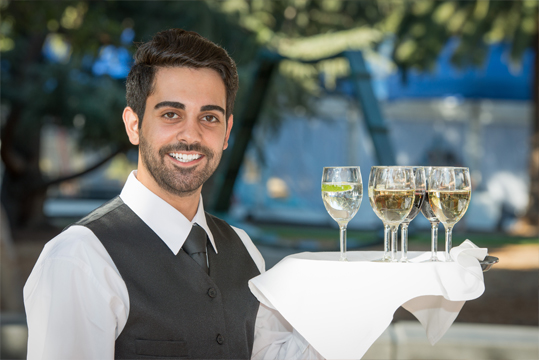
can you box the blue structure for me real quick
[386,40,534,101]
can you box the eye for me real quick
[163,112,179,119]
[202,115,219,123]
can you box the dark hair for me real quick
[125,29,239,126]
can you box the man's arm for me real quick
[231,226,323,359]
[251,303,324,360]
[24,228,128,360]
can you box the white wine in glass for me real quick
[322,167,363,261]
[399,167,426,262]
[421,167,441,262]
[428,167,472,261]
[369,167,415,262]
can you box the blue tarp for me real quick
[334,40,534,101]
[386,40,534,101]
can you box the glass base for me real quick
[372,254,392,262]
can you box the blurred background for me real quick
[1,1,537,359]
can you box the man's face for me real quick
[129,66,232,198]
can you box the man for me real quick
[24,29,322,359]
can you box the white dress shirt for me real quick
[24,171,323,360]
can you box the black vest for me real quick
[73,197,260,359]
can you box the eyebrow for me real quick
[154,101,185,110]
[200,105,225,114]
[154,102,225,115]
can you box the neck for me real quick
[135,167,201,221]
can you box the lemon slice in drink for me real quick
[321,184,353,192]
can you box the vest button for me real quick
[207,288,217,298]
[216,334,224,345]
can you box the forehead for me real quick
[150,66,226,106]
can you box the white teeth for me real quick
[169,153,201,163]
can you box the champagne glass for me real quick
[369,167,416,262]
[428,167,472,262]
[421,167,441,262]
[321,167,363,261]
[399,167,426,262]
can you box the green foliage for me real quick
[0,0,258,154]
[211,0,536,79]
[210,0,387,95]
[390,0,537,72]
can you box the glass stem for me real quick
[430,221,439,261]
[339,224,347,261]
[400,222,409,262]
[445,225,453,262]
[390,225,398,261]
[383,224,391,260]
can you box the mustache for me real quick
[159,142,214,159]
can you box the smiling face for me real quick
[123,66,233,201]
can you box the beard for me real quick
[139,132,222,197]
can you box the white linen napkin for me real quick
[451,239,488,276]
[249,240,487,359]
[403,240,487,344]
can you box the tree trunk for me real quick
[0,204,24,311]
[1,100,49,229]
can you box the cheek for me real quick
[142,126,173,146]
[214,131,229,151]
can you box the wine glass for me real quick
[421,167,441,262]
[428,167,472,262]
[321,167,363,261]
[369,166,416,262]
[399,167,426,262]
[368,168,389,261]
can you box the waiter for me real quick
[24,29,322,360]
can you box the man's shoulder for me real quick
[75,196,125,227]
[46,196,125,260]
[24,224,127,319]
[36,225,108,266]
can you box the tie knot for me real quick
[183,224,207,255]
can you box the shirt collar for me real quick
[119,171,217,255]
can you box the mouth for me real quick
[168,152,203,164]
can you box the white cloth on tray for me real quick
[249,240,487,360]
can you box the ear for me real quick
[123,107,140,145]
[223,114,234,150]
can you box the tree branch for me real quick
[42,145,131,188]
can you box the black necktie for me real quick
[182,224,208,274]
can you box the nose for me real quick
[176,116,202,145]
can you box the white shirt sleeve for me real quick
[232,227,324,360]
[251,304,325,360]
[24,226,129,360]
